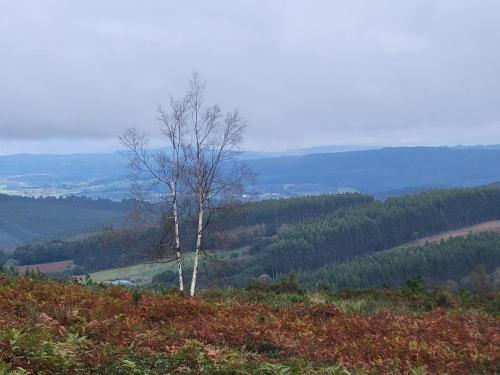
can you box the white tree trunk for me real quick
[172,191,184,291]
[190,205,204,296]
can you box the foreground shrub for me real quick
[0,278,498,374]
[247,273,305,295]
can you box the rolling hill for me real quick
[300,232,500,289]
[0,194,131,250]
[185,185,500,288]
[10,193,371,272]
[4,146,500,199]
[10,185,500,292]
[245,146,500,194]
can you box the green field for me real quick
[90,248,247,285]
[90,254,197,285]
[90,262,176,284]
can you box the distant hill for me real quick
[4,146,500,198]
[245,147,500,195]
[374,185,446,200]
[0,152,129,200]
[239,144,378,160]
[0,194,130,250]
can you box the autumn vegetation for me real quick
[0,274,498,374]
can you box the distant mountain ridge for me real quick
[239,144,378,159]
[245,146,500,194]
[3,145,500,198]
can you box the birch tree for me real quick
[184,73,248,296]
[120,73,249,295]
[120,98,188,291]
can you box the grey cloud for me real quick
[0,0,500,151]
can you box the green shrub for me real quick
[131,289,142,306]
[247,274,305,295]
[401,276,426,296]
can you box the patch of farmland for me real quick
[17,260,75,274]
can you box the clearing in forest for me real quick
[400,220,500,248]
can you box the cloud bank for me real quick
[1,0,500,152]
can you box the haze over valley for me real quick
[4,145,500,201]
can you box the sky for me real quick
[1,0,500,155]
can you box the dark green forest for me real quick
[251,186,500,274]
[0,194,130,248]
[212,192,373,230]
[300,232,500,289]
[187,186,500,288]
[10,193,371,272]
[5,186,500,291]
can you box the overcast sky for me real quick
[1,1,500,154]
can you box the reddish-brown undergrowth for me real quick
[0,277,498,373]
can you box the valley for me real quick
[2,3,499,372]
[4,146,500,200]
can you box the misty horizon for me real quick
[3,140,500,157]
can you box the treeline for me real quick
[11,229,157,272]
[203,186,500,287]
[207,193,373,250]
[300,233,500,289]
[253,186,500,275]
[10,193,370,272]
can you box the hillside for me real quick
[4,146,500,198]
[245,146,500,194]
[91,220,500,288]
[0,194,130,250]
[10,193,371,272]
[9,185,500,289]
[185,186,500,288]
[301,232,500,289]
[397,219,500,248]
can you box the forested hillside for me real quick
[8,186,500,291]
[194,186,500,287]
[12,229,154,271]
[0,195,130,249]
[300,233,500,289]
[212,193,373,230]
[11,193,371,271]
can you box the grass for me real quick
[90,260,186,284]
[90,247,249,285]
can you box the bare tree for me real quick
[120,73,249,296]
[120,97,188,291]
[184,73,248,296]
